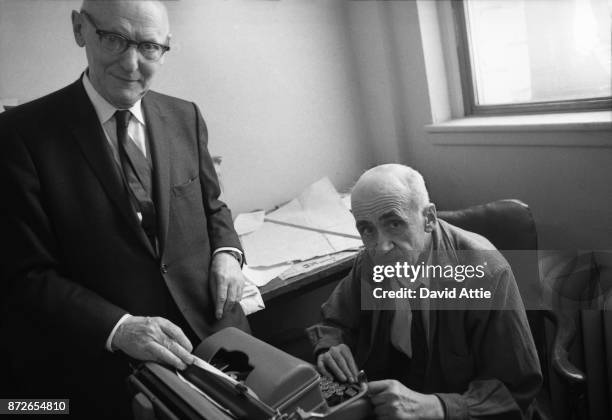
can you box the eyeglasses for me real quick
[80,10,170,62]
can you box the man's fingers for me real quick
[224,282,239,312]
[149,342,187,370]
[215,282,228,319]
[157,318,193,353]
[158,334,194,366]
[165,339,195,366]
[329,349,354,382]
[227,276,245,305]
[367,380,392,395]
[322,354,347,382]
[237,277,245,300]
[369,390,392,406]
[235,281,244,303]
[317,356,333,378]
[211,255,247,320]
[339,345,359,380]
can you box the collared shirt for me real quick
[82,73,147,224]
[82,73,148,163]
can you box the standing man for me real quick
[0,1,248,417]
[308,164,542,419]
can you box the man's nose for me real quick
[375,233,395,254]
[119,45,140,73]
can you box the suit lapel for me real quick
[68,80,156,257]
[142,95,170,258]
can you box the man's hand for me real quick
[111,316,194,370]
[210,252,246,320]
[368,380,444,420]
[316,343,359,383]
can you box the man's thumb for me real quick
[367,380,388,395]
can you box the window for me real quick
[453,0,611,115]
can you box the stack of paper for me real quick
[236,178,362,287]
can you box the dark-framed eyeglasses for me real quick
[80,10,170,62]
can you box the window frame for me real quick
[452,0,612,116]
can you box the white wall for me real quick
[0,0,373,214]
[0,0,87,98]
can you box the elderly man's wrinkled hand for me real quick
[316,343,359,383]
[210,252,246,320]
[368,380,444,420]
[111,316,195,370]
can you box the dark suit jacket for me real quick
[0,79,248,415]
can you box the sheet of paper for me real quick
[278,250,359,280]
[182,356,260,400]
[242,263,291,287]
[239,278,265,314]
[341,193,351,210]
[234,210,265,236]
[240,177,362,267]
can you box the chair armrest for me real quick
[542,310,586,384]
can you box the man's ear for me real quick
[72,11,86,47]
[157,33,172,65]
[423,203,437,233]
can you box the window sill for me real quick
[425,111,612,146]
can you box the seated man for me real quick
[307,164,542,419]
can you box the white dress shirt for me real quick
[82,73,147,163]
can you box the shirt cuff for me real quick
[105,314,132,352]
[213,247,244,267]
[434,393,468,420]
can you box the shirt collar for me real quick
[81,72,145,126]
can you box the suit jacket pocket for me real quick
[166,174,208,264]
[172,175,199,197]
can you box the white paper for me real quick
[240,178,362,267]
[278,250,359,280]
[178,355,260,400]
[238,278,266,313]
[242,263,291,287]
[341,193,351,210]
[233,210,265,236]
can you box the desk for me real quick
[249,254,356,362]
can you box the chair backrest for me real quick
[437,199,541,306]
[437,200,549,394]
[437,199,537,251]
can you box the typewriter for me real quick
[128,327,373,420]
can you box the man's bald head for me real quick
[351,164,430,221]
[81,0,170,32]
[351,164,436,260]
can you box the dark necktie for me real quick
[386,307,429,391]
[114,110,157,249]
[407,308,428,389]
